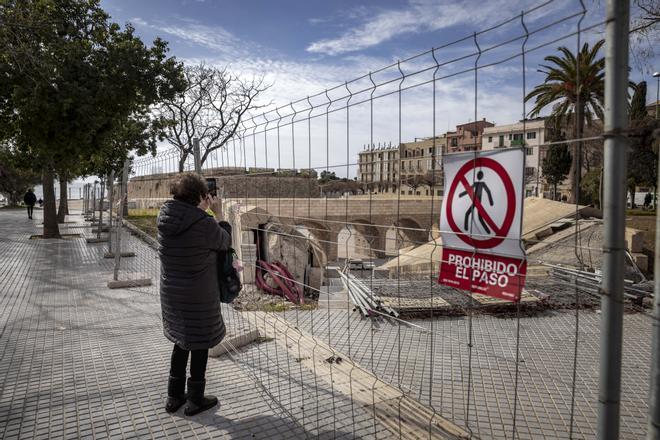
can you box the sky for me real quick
[96,0,658,178]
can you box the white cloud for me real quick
[130,16,253,59]
[132,15,528,176]
[306,0,551,56]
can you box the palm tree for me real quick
[525,40,605,204]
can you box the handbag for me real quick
[217,247,242,303]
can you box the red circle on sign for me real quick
[445,157,516,249]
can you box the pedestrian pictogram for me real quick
[438,149,527,302]
[459,170,493,233]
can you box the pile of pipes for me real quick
[255,260,304,305]
[547,263,652,304]
[338,269,399,318]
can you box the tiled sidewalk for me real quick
[0,209,308,439]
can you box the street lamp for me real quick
[653,71,660,120]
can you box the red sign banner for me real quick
[438,248,526,302]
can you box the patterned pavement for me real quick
[0,209,310,439]
[0,206,653,439]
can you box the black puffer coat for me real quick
[157,200,232,350]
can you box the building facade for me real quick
[447,119,495,152]
[357,136,445,196]
[481,118,548,197]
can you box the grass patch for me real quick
[627,208,656,216]
[298,302,318,311]
[128,208,160,217]
[260,303,289,313]
[0,205,25,210]
[127,215,158,238]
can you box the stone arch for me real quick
[394,217,428,249]
[293,219,335,263]
[336,219,384,260]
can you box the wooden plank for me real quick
[380,296,451,310]
[471,288,538,306]
[248,312,469,439]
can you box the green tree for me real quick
[319,171,339,183]
[0,0,184,237]
[525,41,605,204]
[581,169,602,208]
[627,80,659,208]
[0,151,41,205]
[542,134,572,201]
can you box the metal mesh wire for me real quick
[80,1,654,438]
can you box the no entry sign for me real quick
[438,149,526,301]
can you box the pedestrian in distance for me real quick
[157,173,232,416]
[23,189,37,219]
[37,198,43,208]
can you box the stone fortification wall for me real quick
[128,169,321,203]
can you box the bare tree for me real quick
[159,64,270,172]
[629,0,658,73]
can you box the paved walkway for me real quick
[0,207,653,439]
[0,209,310,439]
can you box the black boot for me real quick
[165,376,186,413]
[184,378,218,416]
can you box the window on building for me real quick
[527,131,536,139]
[408,191,413,195]
[513,133,523,141]
[509,133,512,140]
[437,190,442,196]
[526,147,533,155]
[488,136,492,142]
[499,135,504,147]
[417,160,421,169]
[525,167,535,176]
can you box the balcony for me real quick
[511,138,525,146]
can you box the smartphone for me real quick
[206,178,218,197]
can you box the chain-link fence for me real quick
[77,1,656,437]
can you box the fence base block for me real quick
[103,252,136,259]
[86,237,109,244]
[209,329,260,357]
[107,278,152,289]
[92,228,110,233]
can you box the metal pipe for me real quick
[107,171,115,254]
[113,160,129,282]
[647,128,660,438]
[597,0,629,438]
[97,177,105,239]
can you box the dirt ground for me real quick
[627,213,656,253]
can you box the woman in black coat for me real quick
[157,173,232,416]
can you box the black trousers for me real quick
[170,344,209,381]
[27,205,34,218]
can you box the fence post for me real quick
[107,172,114,254]
[113,160,129,282]
[82,184,87,215]
[648,131,660,438]
[193,137,201,174]
[91,181,98,222]
[598,0,629,438]
[97,177,105,239]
